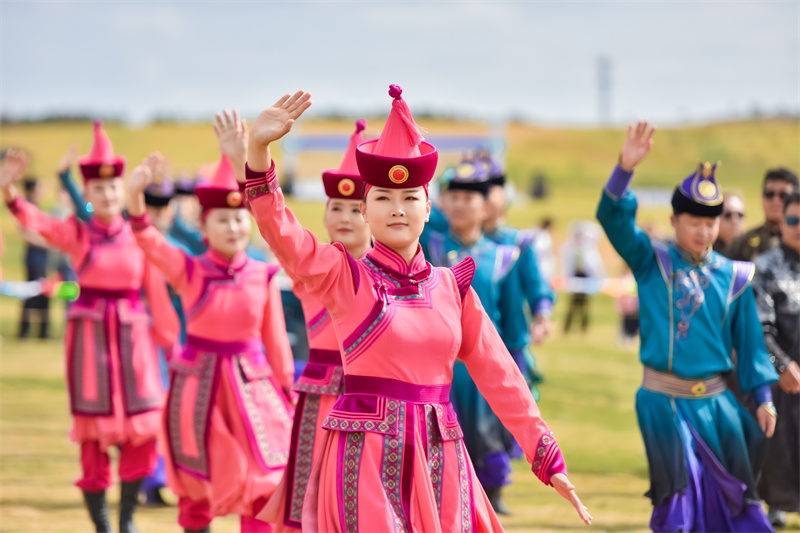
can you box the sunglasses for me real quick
[723,211,744,220]
[786,215,800,227]
[764,190,788,200]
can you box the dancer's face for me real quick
[84,178,125,220]
[324,199,371,251]
[201,208,251,258]
[671,213,720,256]
[360,187,430,251]
[442,189,488,234]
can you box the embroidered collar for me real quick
[366,240,431,285]
[671,241,713,267]
[205,248,248,273]
[89,215,125,238]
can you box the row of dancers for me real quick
[0,84,784,532]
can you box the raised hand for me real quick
[248,91,312,171]
[0,148,30,189]
[214,109,248,163]
[551,473,593,525]
[619,121,655,172]
[127,152,163,195]
[57,144,79,175]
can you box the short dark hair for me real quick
[22,177,38,193]
[784,191,800,214]
[764,168,799,191]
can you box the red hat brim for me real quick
[355,140,437,189]
[79,158,126,181]
[195,185,246,210]
[322,171,365,200]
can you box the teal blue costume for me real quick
[597,164,778,532]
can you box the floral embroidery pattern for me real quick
[288,394,320,524]
[292,366,345,396]
[425,405,444,516]
[343,432,365,533]
[455,440,473,533]
[168,352,217,479]
[531,430,555,479]
[233,359,291,468]
[382,402,408,533]
[674,265,717,339]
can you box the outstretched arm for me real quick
[227,97,358,313]
[457,285,591,525]
[128,153,192,293]
[596,121,657,275]
[2,149,83,255]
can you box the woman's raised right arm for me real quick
[216,100,359,309]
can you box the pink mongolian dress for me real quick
[245,162,568,533]
[7,197,178,490]
[131,219,295,529]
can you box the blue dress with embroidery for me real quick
[421,227,521,490]
[597,166,779,532]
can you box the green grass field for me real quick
[1,118,799,531]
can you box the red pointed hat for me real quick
[79,121,126,181]
[195,155,245,210]
[356,85,437,189]
[323,120,367,200]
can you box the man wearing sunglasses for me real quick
[714,192,747,255]
[752,192,800,528]
[727,168,799,261]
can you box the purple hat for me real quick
[478,150,505,186]
[173,175,196,196]
[144,177,175,207]
[447,156,491,197]
[671,162,724,217]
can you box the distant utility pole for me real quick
[597,56,611,125]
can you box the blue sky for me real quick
[1,1,798,125]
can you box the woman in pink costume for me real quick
[244,86,593,532]
[243,119,373,531]
[1,124,179,533]
[126,134,296,533]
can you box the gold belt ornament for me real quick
[642,367,727,399]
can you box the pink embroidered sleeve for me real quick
[131,219,191,294]
[7,197,83,256]
[262,272,295,391]
[246,162,357,312]
[456,285,567,486]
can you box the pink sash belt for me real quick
[344,375,450,404]
[185,335,262,354]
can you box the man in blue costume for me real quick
[479,152,555,396]
[597,121,779,532]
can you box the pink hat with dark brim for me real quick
[356,85,437,190]
[323,120,367,200]
[195,155,245,210]
[79,121,126,182]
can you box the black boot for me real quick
[119,478,144,533]
[485,486,512,516]
[82,491,112,533]
[184,528,211,533]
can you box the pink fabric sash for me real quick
[308,349,342,366]
[344,375,450,404]
[185,335,262,355]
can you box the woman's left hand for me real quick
[551,473,592,525]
